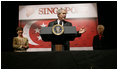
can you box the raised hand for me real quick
[79,27,86,34]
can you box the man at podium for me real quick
[48,8,86,51]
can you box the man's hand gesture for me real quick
[79,27,86,34]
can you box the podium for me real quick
[40,26,77,51]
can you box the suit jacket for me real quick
[48,20,81,51]
[48,20,72,26]
[93,35,106,50]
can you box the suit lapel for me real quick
[54,20,67,26]
[63,20,66,26]
[54,20,58,25]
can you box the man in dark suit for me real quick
[48,8,86,51]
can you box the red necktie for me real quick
[99,35,102,40]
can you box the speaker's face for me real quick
[58,10,67,20]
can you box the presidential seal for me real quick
[52,24,64,35]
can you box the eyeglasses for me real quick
[18,31,23,33]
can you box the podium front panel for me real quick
[40,27,52,34]
[64,26,77,34]
[40,26,77,41]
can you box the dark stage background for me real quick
[1,1,117,69]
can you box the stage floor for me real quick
[1,49,117,69]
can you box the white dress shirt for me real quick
[57,19,64,26]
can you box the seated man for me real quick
[13,27,29,52]
[93,25,106,50]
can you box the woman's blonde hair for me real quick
[97,25,105,30]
